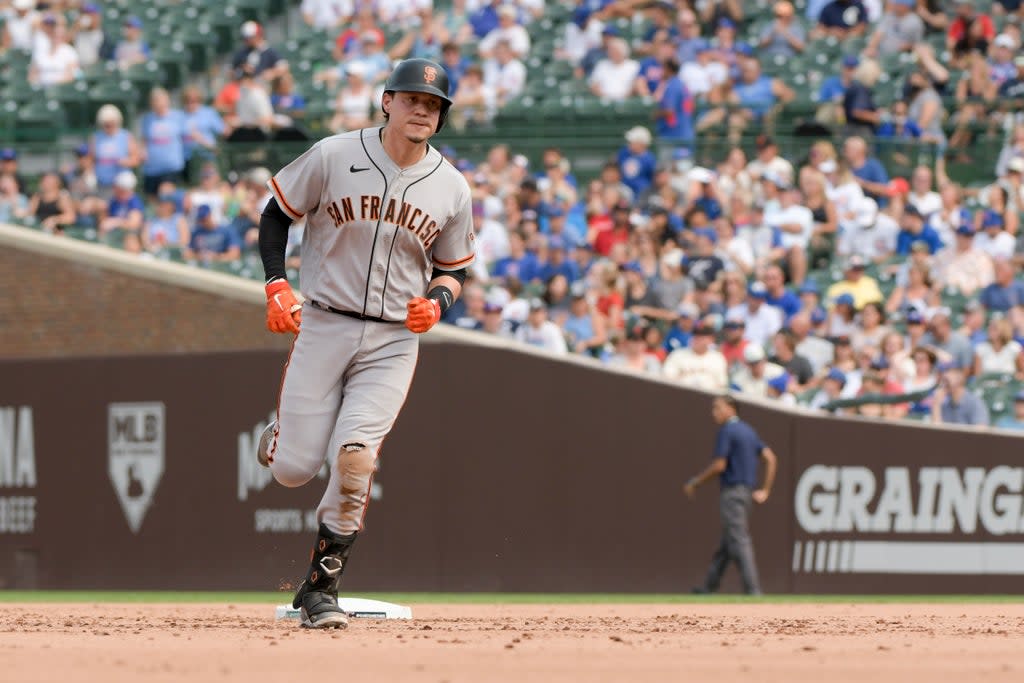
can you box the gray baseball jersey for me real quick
[268,126,476,321]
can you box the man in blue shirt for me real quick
[843,136,890,205]
[980,258,1024,312]
[655,59,694,145]
[617,126,657,198]
[762,264,802,320]
[684,395,778,595]
[896,205,944,255]
[186,204,241,264]
[818,55,859,104]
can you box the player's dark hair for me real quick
[717,394,739,414]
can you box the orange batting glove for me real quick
[405,297,441,334]
[266,280,302,334]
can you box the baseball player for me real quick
[255,58,474,628]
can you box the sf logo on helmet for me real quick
[423,66,438,83]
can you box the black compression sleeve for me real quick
[431,267,467,286]
[259,197,293,283]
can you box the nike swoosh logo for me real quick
[350,165,369,173]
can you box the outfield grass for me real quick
[0,591,1020,604]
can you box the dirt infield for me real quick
[1,603,1022,682]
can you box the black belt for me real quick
[310,300,402,324]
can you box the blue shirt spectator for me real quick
[181,89,225,162]
[187,205,242,259]
[470,1,502,39]
[766,290,802,319]
[493,237,540,283]
[140,93,187,181]
[656,63,695,142]
[980,270,1024,312]
[818,0,869,34]
[617,130,657,197]
[108,188,145,219]
[850,155,889,204]
[896,210,944,255]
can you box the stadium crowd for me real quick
[4,0,1024,429]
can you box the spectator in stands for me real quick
[975,209,1017,261]
[333,7,384,60]
[233,22,287,81]
[800,167,838,265]
[301,0,352,31]
[73,3,112,68]
[988,34,1017,87]
[765,183,813,286]
[916,0,949,32]
[185,163,228,226]
[63,144,103,221]
[618,127,656,198]
[931,364,990,425]
[493,230,539,284]
[589,38,639,102]
[929,182,968,245]
[974,316,1024,376]
[807,368,848,411]
[390,6,447,62]
[747,136,795,189]
[3,0,39,54]
[483,40,527,108]
[27,171,74,235]
[980,258,1024,312]
[112,15,149,71]
[761,264,802,319]
[790,309,835,373]
[851,301,892,351]
[470,0,503,40]
[232,68,275,139]
[842,59,882,137]
[816,55,859,127]
[663,319,729,390]
[181,86,226,168]
[731,344,786,397]
[479,4,530,59]
[29,14,79,87]
[0,173,27,224]
[934,223,993,295]
[927,308,976,370]
[718,314,749,367]
[993,387,1024,430]
[592,199,632,256]
[684,228,726,288]
[653,59,695,145]
[758,1,806,59]
[515,298,569,354]
[813,0,869,39]
[563,284,608,357]
[843,136,890,205]
[995,125,1024,178]
[185,204,241,264]
[608,322,661,374]
[139,88,187,195]
[450,65,496,130]
[698,0,745,27]
[887,260,938,314]
[91,105,141,191]
[766,372,797,404]
[770,328,815,389]
[99,171,142,247]
[826,254,884,309]
[907,165,941,217]
[329,62,373,133]
[958,299,989,344]
[143,192,189,255]
[905,68,948,148]
[946,52,995,153]
[674,9,704,64]
[438,0,473,46]
[947,0,995,67]
[270,71,306,125]
[0,148,26,194]
[864,0,925,58]
[997,54,1024,101]
[876,99,924,142]
[439,43,470,96]
[728,281,783,348]
[664,302,698,353]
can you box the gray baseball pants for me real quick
[701,484,762,595]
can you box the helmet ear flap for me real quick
[436,102,451,133]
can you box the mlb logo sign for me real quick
[108,403,165,533]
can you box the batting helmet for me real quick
[383,58,452,133]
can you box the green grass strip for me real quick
[0,591,1021,604]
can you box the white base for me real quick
[275,597,412,621]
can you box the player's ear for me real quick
[381,92,392,116]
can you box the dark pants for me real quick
[701,485,762,595]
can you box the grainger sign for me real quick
[793,465,1024,576]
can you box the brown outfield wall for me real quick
[1,341,1022,593]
